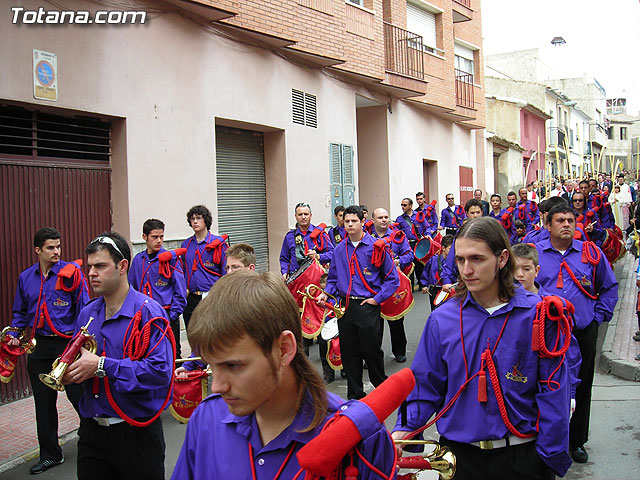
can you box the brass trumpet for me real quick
[0,326,37,354]
[39,317,97,392]
[296,284,345,319]
[395,440,456,480]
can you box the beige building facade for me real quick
[1,0,486,275]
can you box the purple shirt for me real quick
[523,227,549,244]
[440,240,457,285]
[440,205,465,230]
[490,208,518,244]
[515,200,540,232]
[330,225,346,246]
[534,238,618,330]
[394,213,417,243]
[420,253,444,286]
[325,233,399,304]
[371,228,413,270]
[180,232,227,292]
[279,224,334,275]
[128,248,187,322]
[12,260,89,336]
[75,288,173,419]
[171,391,397,480]
[536,284,582,399]
[395,287,572,476]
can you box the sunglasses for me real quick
[401,203,409,207]
[572,199,584,203]
[91,236,124,259]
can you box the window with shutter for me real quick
[406,2,437,51]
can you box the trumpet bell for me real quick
[429,449,456,480]
[38,361,68,392]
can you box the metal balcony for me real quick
[455,69,474,108]
[383,22,425,80]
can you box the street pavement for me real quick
[2,279,640,479]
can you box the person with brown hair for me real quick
[393,217,573,479]
[171,271,396,479]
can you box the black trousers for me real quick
[338,301,386,399]
[413,259,425,289]
[379,317,407,357]
[440,437,554,480]
[183,292,202,332]
[26,335,83,462]
[170,317,182,359]
[77,417,165,480]
[570,320,598,448]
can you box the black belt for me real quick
[340,295,368,302]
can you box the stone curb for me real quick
[598,254,640,381]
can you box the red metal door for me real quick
[459,166,474,204]
[0,159,111,403]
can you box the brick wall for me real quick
[213,0,484,124]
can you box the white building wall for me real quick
[1,0,359,252]
[385,100,477,218]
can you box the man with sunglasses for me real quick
[439,193,466,236]
[63,232,173,480]
[8,227,89,474]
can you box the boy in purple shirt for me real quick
[393,217,572,479]
[180,205,227,330]
[129,218,186,358]
[172,271,396,479]
[9,227,89,474]
[317,205,399,400]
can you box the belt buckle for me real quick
[95,417,110,427]
[479,440,493,450]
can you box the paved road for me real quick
[2,292,639,479]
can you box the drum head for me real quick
[414,237,432,262]
[321,318,339,341]
[434,289,451,306]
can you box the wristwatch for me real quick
[95,356,106,379]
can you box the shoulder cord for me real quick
[556,242,600,300]
[185,234,224,289]
[406,301,551,442]
[32,270,73,340]
[101,309,176,427]
[302,413,397,480]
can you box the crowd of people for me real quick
[5,168,634,478]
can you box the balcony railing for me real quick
[455,69,474,108]
[454,0,471,7]
[383,22,424,80]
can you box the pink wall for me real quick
[520,109,547,184]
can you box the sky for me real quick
[481,0,640,115]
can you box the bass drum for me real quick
[285,257,324,309]
[381,269,414,321]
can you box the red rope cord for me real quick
[102,313,176,427]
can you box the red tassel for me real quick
[344,465,359,480]
[531,317,540,352]
[477,370,487,402]
[556,269,564,289]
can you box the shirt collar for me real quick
[142,247,167,262]
[348,232,372,246]
[295,224,315,236]
[221,391,321,451]
[461,283,532,315]
[538,237,580,254]
[36,261,62,276]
